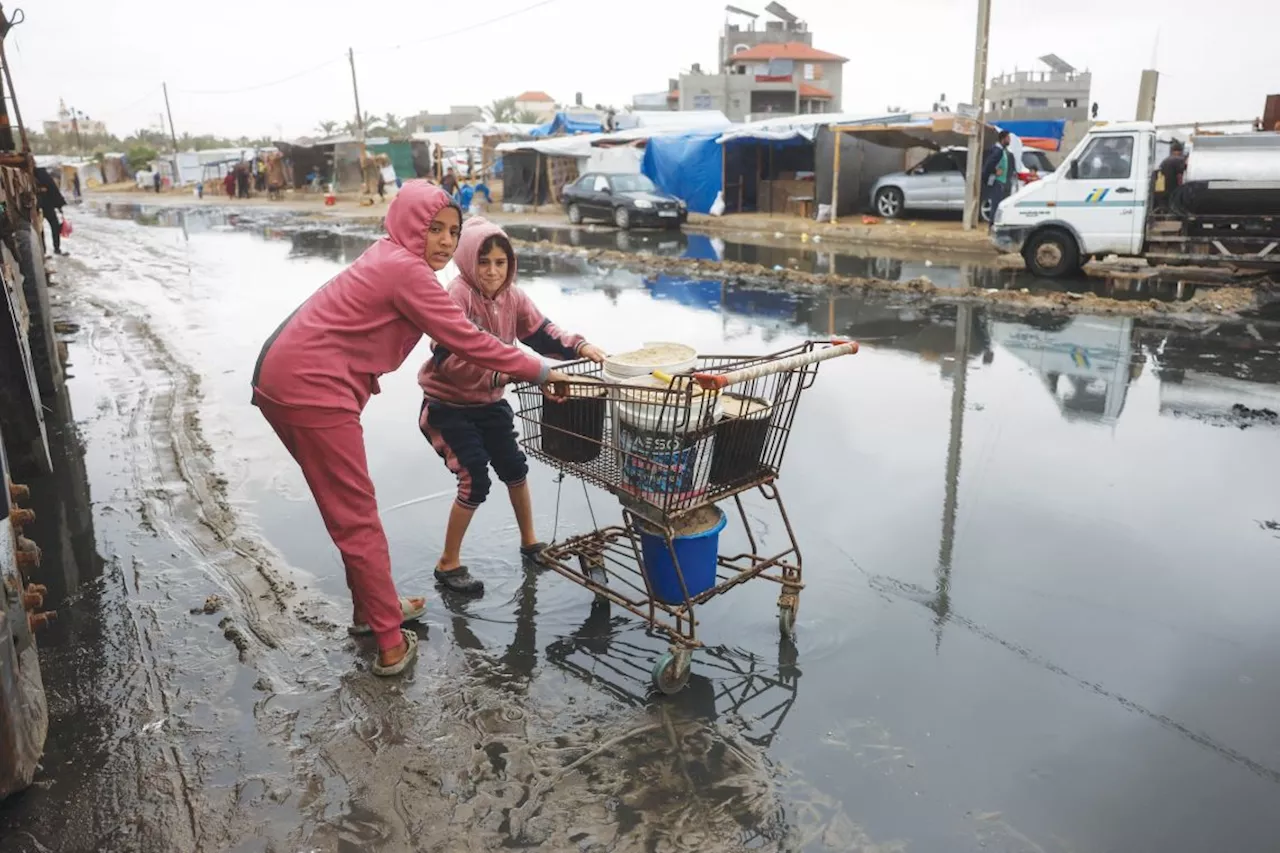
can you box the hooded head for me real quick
[455,217,517,298]
[385,180,462,268]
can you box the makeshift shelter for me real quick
[494,134,598,205]
[275,140,331,189]
[101,153,130,184]
[641,132,724,214]
[527,111,604,138]
[814,127,908,217]
[823,113,997,223]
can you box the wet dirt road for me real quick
[3,204,1279,852]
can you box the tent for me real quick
[641,132,723,214]
[993,119,1066,152]
[815,127,909,217]
[528,111,604,137]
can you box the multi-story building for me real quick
[672,4,845,121]
[42,99,107,137]
[987,55,1092,122]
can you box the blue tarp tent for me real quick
[528,112,604,137]
[993,119,1066,151]
[642,132,723,214]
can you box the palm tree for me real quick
[316,120,339,137]
[485,97,517,123]
[383,113,403,134]
[514,109,541,124]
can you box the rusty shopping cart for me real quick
[511,340,857,693]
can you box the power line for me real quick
[174,56,345,97]
[359,0,560,55]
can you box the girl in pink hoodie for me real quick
[252,183,572,675]
[418,218,605,595]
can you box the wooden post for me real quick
[532,154,542,212]
[831,129,843,226]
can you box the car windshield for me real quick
[1022,151,1055,172]
[610,175,657,193]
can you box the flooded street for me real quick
[3,203,1280,852]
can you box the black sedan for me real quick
[562,172,686,230]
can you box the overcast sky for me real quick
[10,0,1274,140]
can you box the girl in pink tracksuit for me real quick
[418,218,605,595]
[252,183,571,675]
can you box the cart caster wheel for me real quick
[778,605,797,639]
[651,649,692,695]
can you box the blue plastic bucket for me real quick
[638,507,728,605]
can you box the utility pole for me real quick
[70,109,83,155]
[962,0,993,231]
[163,82,181,186]
[348,47,364,141]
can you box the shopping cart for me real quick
[511,340,857,693]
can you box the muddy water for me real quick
[3,204,1279,852]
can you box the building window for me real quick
[803,64,815,80]
[735,65,747,75]
[1064,98,1079,108]
[693,94,714,110]
[1026,97,1049,108]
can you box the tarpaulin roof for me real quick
[613,110,729,132]
[829,113,996,150]
[595,111,732,145]
[993,119,1067,151]
[495,133,603,157]
[527,112,604,137]
[716,113,911,144]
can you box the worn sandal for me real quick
[371,629,418,677]
[349,596,428,636]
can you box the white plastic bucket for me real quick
[603,342,697,382]
[611,377,721,500]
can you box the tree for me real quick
[383,113,403,135]
[126,145,159,169]
[514,110,541,124]
[485,97,517,123]
[316,120,338,137]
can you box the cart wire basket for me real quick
[510,340,858,693]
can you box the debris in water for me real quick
[192,594,224,615]
[1232,404,1278,423]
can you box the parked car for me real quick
[562,172,687,230]
[870,147,1055,221]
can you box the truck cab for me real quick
[992,122,1156,277]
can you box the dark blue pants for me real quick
[419,399,527,509]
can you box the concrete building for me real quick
[408,106,484,134]
[987,55,1092,122]
[679,40,846,121]
[639,4,844,121]
[42,98,107,137]
[513,91,558,122]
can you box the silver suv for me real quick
[870,147,1054,221]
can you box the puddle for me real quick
[5,203,1280,852]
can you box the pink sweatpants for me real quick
[260,407,404,652]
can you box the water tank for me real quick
[1185,132,1280,182]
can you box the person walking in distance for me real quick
[34,167,68,256]
[251,182,573,675]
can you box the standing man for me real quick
[980,130,1015,227]
[153,168,162,193]
[72,171,81,202]
[34,167,68,256]
[1157,140,1188,211]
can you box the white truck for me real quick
[991,121,1280,279]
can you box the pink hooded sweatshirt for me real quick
[252,183,549,425]
[418,217,586,406]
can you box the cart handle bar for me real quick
[692,340,858,391]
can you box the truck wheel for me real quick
[1023,229,1081,278]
